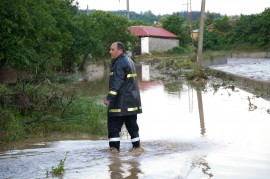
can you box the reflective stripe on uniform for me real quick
[109,91,117,95]
[131,137,140,142]
[109,137,120,142]
[109,109,121,113]
[127,107,138,111]
[109,106,141,113]
[127,73,137,78]
[127,106,142,111]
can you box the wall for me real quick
[201,56,228,66]
[141,37,149,54]
[148,37,179,52]
[140,37,179,54]
[229,52,270,58]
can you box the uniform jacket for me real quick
[106,53,142,117]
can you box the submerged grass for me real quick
[0,81,107,147]
[47,152,68,177]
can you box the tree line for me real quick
[1,0,269,74]
[202,8,270,50]
[0,0,134,74]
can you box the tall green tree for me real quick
[45,0,81,71]
[205,13,215,26]
[84,10,135,59]
[161,13,190,47]
[0,0,62,72]
[213,15,231,32]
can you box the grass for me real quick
[0,81,107,147]
[47,152,68,177]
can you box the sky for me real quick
[76,0,270,16]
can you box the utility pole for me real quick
[126,0,130,21]
[189,0,194,47]
[188,0,192,28]
[186,0,189,33]
[119,0,130,20]
[86,4,89,15]
[183,0,193,40]
[182,0,190,34]
[197,0,206,66]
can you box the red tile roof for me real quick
[130,26,178,39]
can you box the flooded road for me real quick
[1,63,270,179]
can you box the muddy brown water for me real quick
[1,64,270,179]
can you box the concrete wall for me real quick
[202,56,228,66]
[141,37,149,54]
[212,69,270,91]
[149,37,179,52]
[202,51,270,67]
[229,52,270,58]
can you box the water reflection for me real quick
[141,64,150,81]
[109,156,143,179]
[197,90,206,135]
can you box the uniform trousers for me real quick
[107,114,140,150]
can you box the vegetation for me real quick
[80,9,222,24]
[161,13,190,47]
[202,8,270,50]
[0,0,134,73]
[0,79,107,145]
[48,152,68,177]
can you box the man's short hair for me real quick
[116,42,125,52]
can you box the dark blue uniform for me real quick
[106,53,142,150]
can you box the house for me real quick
[130,26,179,55]
[191,29,199,41]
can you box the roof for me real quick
[130,26,178,39]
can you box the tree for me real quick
[45,0,81,72]
[161,13,190,47]
[228,8,270,48]
[213,15,231,32]
[0,0,62,72]
[84,10,135,59]
[205,13,215,26]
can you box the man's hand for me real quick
[103,98,110,106]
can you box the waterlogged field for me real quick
[1,63,270,179]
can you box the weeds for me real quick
[47,152,68,177]
[0,79,107,145]
[185,67,208,81]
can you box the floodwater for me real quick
[211,58,270,81]
[1,63,270,179]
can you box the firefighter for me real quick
[103,42,143,152]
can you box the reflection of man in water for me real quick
[109,157,142,179]
[104,42,143,153]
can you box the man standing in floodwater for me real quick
[103,42,143,153]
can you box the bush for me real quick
[166,46,187,54]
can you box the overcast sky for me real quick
[76,0,270,16]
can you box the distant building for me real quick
[191,29,199,41]
[130,26,179,55]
